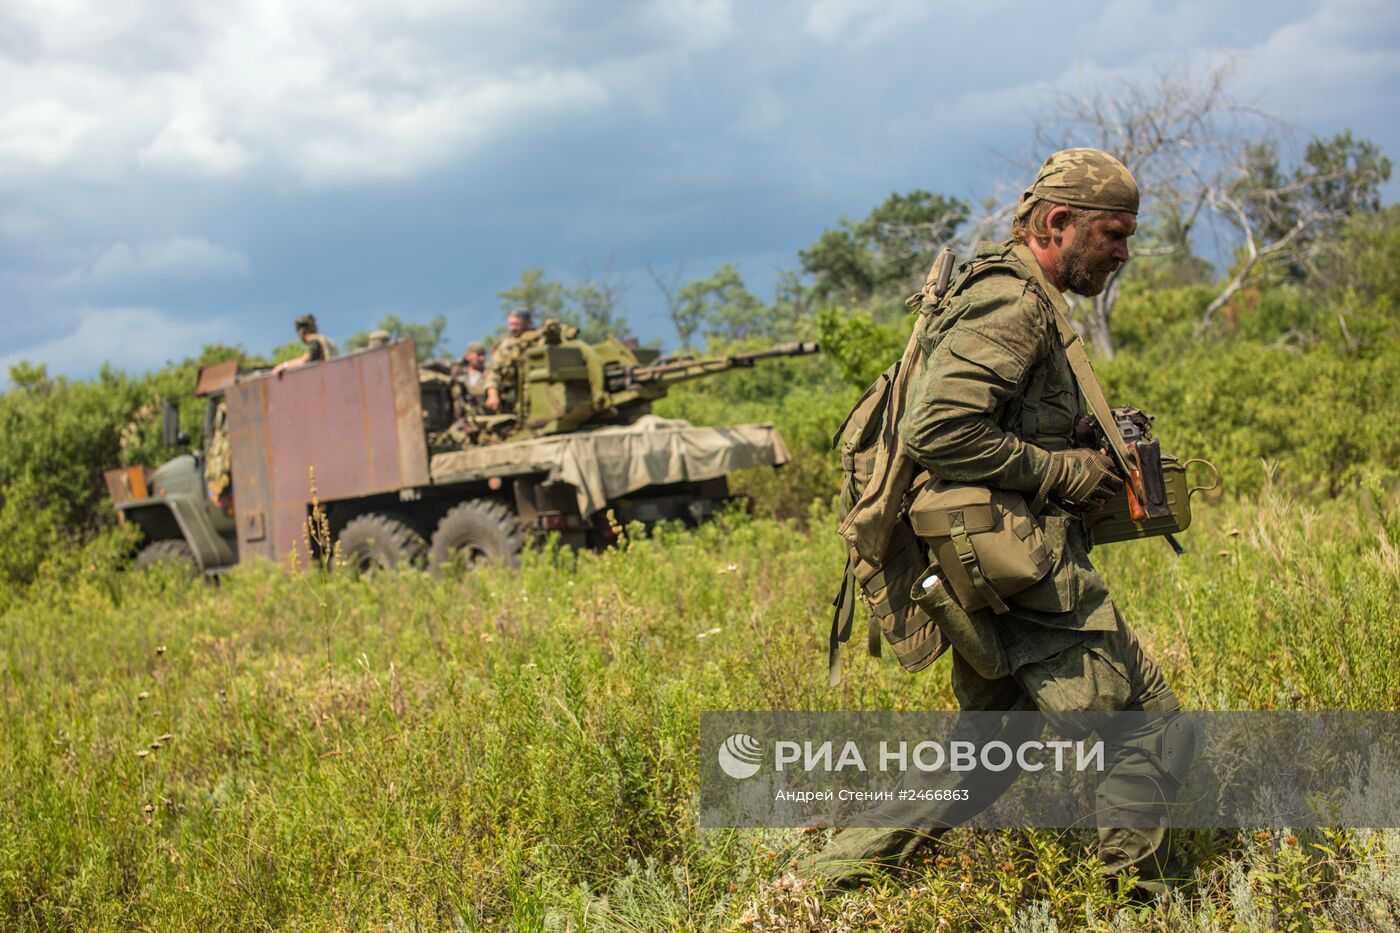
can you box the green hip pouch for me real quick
[907,479,1053,615]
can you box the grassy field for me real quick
[2,485,1399,931]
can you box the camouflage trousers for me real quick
[797,608,1191,890]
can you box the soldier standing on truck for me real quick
[452,341,490,414]
[483,310,533,412]
[204,397,233,510]
[273,314,338,377]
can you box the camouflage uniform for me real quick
[452,341,490,414]
[484,330,534,411]
[203,398,232,502]
[304,332,336,362]
[803,150,1193,892]
[487,322,576,412]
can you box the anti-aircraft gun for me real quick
[465,326,820,443]
[415,328,819,566]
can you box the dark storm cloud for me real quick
[0,0,1394,382]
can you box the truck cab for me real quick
[106,365,240,573]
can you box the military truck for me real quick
[107,335,818,574]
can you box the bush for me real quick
[0,347,258,590]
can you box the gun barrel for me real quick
[730,341,820,363]
[604,341,820,392]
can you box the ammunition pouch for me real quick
[907,479,1052,614]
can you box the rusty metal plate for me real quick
[104,466,149,506]
[225,342,429,566]
[195,360,239,396]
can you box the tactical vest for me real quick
[308,333,338,361]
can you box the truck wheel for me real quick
[430,499,526,574]
[336,512,427,575]
[133,539,198,575]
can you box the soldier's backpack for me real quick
[828,245,1058,684]
[826,251,960,686]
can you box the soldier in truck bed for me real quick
[273,314,338,377]
[452,341,490,414]
[482,309,533,413]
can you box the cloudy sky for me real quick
[1,0,1396,383]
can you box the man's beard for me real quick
[1060,237,1119,297]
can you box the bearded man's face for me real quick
[1059,212,1136,297]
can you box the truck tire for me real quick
[133,538,198,575]
[430,499,526,574]
[336,512,427,575]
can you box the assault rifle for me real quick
[1076,406,1186,555]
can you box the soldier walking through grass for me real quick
[801,148,1196,897]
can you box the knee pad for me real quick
[1105,711,1197,789]
[1156,713,1196,785]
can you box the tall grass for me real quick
[1,487,1397,930]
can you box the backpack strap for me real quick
[827,558,857,687]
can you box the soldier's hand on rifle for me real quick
[1046,448,1123,511]
[485,386,500,412]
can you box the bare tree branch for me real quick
[646,260,690,347]
[1196,142,1387,336]
[1030,62,1242,356]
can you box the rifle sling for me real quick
[1045,296,1135,475]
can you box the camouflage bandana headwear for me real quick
[465,341,486,355]
[294,313,318,331]
[1013,148,1140,222]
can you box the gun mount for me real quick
[473,332,820,444]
